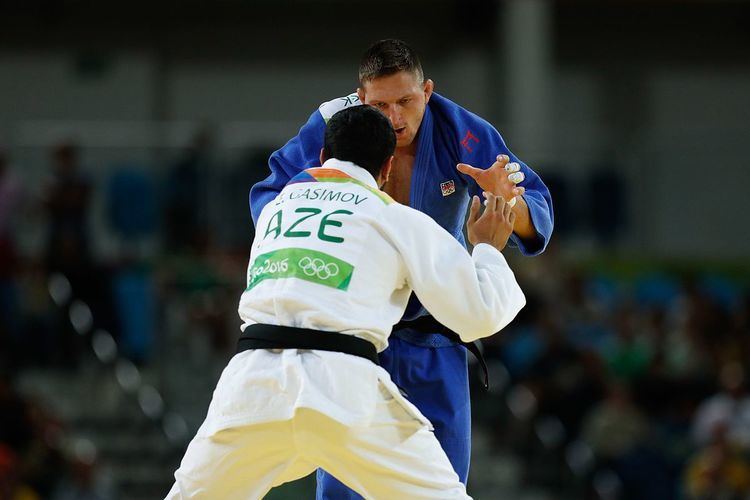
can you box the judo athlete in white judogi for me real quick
[166,106,526,499]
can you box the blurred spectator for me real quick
[41,142,93,281]
[39,142,95,368]
[692,362,750,451]
[559,270,611,352]
[581,382,677,499]
[650,305,711,380]
[493,294,548,380]
[0,148,25,366]
[106,165,158,363]
[582,382,649,461]
[679,278,736,371]
[684,432,750,500]
[112,267,156,363]
[52,447,111,500]
[0,444,39,500]
[0,370,34,456]
[106,165,157,250]
[604,306,653,381]
[526,330,606,439]
[0,370,66,498]
[215,146,275,251]
[731,295,750,369]
[12,266,57,368]
[0,146,24,261]
[163,130,213,253]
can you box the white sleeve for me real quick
[378,204,526,342]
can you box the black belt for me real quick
[393,316,490,390]
[237,323,379,365]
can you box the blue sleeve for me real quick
[459,122,554,257]
[249,110,326,225]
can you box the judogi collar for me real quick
[319,159,379,189]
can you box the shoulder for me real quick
[429,92,499,137]
[429,92,508,163]
[379,201,440,229]
[318,93,361,122]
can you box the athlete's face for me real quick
[358,71,433,149]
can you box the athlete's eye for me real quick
[398,98,411,105]
[374,102,387,109]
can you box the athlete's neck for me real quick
[395,129,420,158]
[394,146,416,159]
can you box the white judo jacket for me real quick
[210,158,525,434]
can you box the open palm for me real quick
[457,154,525,202]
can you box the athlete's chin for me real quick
[395,135,415,149]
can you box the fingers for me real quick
[488,155,509,174]
[482,192,496,212]
[513,186,525,197]
[504,162,524,185]
[508,171,525,184]
[483,192,508,215]
[457,163,482,179]
[502,196,513,218]
[487,192,497,212]
[468,195,480,224]
[496,194,507,215]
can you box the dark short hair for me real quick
[323,106,396,177]
[358,39,424,85]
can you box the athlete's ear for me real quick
[356,87,365,104]
[423,79,434,103]
[319,148,326,166]
[378,156,394,187]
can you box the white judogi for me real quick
[167,159,526,499]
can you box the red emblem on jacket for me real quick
[460,130,479,153]
[440,180,456,197]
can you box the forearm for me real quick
[511,195,536,241]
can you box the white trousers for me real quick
[166,352,470,499]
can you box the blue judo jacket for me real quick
[250,92,554,325]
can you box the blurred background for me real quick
[1,0,749,498]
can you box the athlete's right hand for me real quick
[466,192,516,251]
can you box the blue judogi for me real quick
[250,92,553,498]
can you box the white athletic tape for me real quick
[505,162,520,173]
[484,197,517,208]
[508,172,525,184]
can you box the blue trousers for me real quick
[315,335,471,499]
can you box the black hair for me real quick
[358,39,424,84]
[323,106,396,177]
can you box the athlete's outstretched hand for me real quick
[457,154,525,206]
[466,192,516,251]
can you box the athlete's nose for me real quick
[386,108,402,128]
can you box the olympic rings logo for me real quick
[298,256,339,280]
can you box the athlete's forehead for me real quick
[360,71,424,103]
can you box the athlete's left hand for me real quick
[457,154,525,204]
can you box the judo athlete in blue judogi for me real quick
[250,39,553,498]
